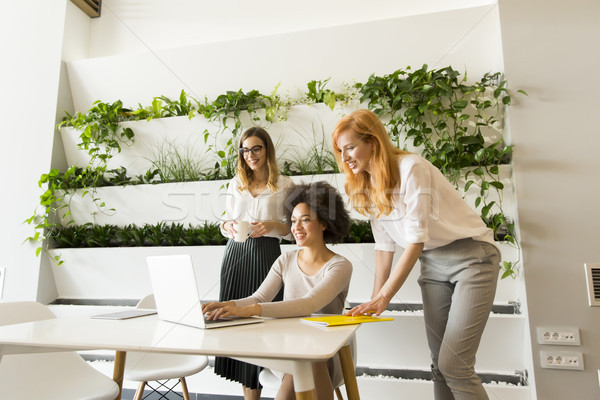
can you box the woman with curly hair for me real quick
[204,181,352,400]
[217,127,295,399]
[333,109,500,400]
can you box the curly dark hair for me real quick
[284,181,351,244]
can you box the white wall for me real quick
[68,3,503,112]
[88,0,496,58]
[0,1,68,301]
[499,0,600,398]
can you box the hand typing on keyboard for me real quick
[202,301,262,320]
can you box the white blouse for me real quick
[220,174,295,240]
[371,154,496,252]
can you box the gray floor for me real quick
[121,388,274,400]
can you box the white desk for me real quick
[0,315,360,400]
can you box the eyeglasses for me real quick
[239,145,264,156]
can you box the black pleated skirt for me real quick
[215,236,283,389]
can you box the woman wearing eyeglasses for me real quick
[217,126,294,400]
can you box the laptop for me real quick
[146,254,264,329]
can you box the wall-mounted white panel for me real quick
[49,243,518,304]
[355,377,531,400]
[88,0,497,57]
[68,6,503,112]
[58,103,358,175]
[49,246,225,300]
[356,313,525,372]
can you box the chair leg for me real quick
[180,377,191,400]
[335,386,344,400]
[133,381,146,400]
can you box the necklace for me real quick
[253,181,266,189]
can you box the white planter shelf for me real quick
[58,174,356,226]
[58,167,514,227]
[59,103,360,178]
[49,242,519,305]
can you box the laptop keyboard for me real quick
[204,316,234,324]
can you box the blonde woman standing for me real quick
[333,109,500,400]
[218,127,294,400]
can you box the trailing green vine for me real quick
[58,99,136,166]
[301,78,361,110]
[358,64,526,278]
[131,90,199,121]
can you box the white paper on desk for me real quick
[91,309,157,320]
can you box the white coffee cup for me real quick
[234,221,250,242]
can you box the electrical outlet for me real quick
[540,351,584,370]
[0,267,5,298]
[537,327,580,345]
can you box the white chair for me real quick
[0,301,120,400]
[259,334,358,400]
[124,294,209,400]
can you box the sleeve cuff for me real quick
[233,298,254,307]
[405,227,429,244]
[374,242,396,252]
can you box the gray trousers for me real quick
[418,238,500,400]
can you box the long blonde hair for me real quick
[236,127,280,192]
[332,109,409,217]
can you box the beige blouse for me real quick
[234,249,353,318]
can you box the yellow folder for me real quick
[300,314,394,327]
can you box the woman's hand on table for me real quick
[344,293,391,317]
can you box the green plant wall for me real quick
[29,64,524,276]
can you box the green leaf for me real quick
[490,181,504,190]
[323,92,336,110]
[464,180,475,192]
[481,203,493,218]
[452,99,468,110]
[459,136,482,145]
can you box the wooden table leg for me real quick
[295,390,318,400]
[113,351,127,400]
[339,344,360,400]
[291,360,317,400]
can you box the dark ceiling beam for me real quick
[70,0,101,18]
